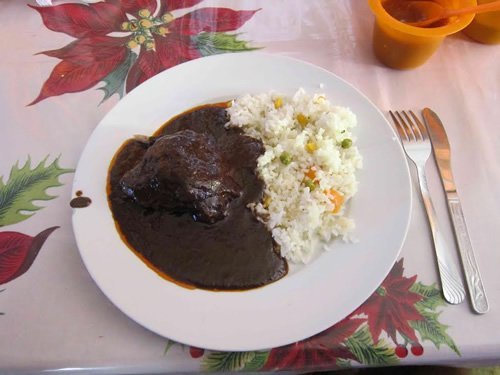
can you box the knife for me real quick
[422,108,489,314]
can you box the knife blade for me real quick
[422,108,489,314]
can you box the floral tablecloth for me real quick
[1,0,500,373]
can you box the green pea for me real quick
[341,138,352,149]
[279,152,292,165]
[304,179,316,191]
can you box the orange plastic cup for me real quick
[368,0,477,69]
[463,0,500,44]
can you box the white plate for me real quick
[72,53,412,351]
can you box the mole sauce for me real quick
[107,104,288,290]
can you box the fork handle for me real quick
[416,166,466,304]
[447,193,489,313]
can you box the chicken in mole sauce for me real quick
[107,104,288,290]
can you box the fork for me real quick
[390,110,465,305]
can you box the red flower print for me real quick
[29,1,260,105]
[353,259,424,345]
[263,318,365,371]
[0,227,58,285]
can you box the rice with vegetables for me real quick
[226,89,362,264]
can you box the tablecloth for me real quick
[1,0,500,373]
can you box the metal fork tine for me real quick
[403,111,423,141]
[395,111,416,142]
[409,110,428,140]
[389,111,408,141]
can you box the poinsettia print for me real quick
[29,1,260,105]
[0,155,73,315]
[354,259,424,346]
[262,318,366,372]
[181,258,460,371]
[0,227,59,285]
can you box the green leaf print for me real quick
[409,281,459,355]
[0,156,74,226]
[410,281,446,311]
[193,32,260,56]
[202,351,269,372]
[164,339,178,355]
[344,325,399,366]
[99,51,137,104]
[242,351,269,371]
[410,309,460,355]
[336,358,352,368]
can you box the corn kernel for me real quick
[273,97,283,109]
[263,195,271,208]
[306,142,317,153]
[313,95,326,104]
[297,113,308,127]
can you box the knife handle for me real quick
[416,166,466,305]
[447,193,489,314]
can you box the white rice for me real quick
[226,89,362,264]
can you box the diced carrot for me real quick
[326,189,344,214]
[305,166,317,181]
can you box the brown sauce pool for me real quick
[107,104,288,291]
[70,190,92,208]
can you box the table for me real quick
[1,0,499,373]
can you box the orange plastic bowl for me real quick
[463,0,500,44]
[368,0,477,69]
